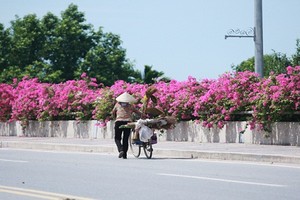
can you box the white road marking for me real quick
[0,158,28,163]
[0,185,94,200]
[158,173,286,187]
[0,188,53,200]
[184,159,300,169]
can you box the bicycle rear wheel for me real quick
[129,131,141,158]
[143,140,153,159]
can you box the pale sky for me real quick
[1,0,300,81]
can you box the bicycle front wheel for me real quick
[143,140,153,159]
[129,132,141,158]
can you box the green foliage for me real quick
[143,65,166,84]
[232,57,255,73]
[132,65,170,84]
[93,88,115,122]
[291,39,300,66]
[78,31,139,86]
[264,52,292,75]
[9,14,45,68]
[0,66,22,83]
[49,4,95,81]
[0,23,10,71]
[0,4,148,85]
[232,50,293,76]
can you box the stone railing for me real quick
[0,120,299,146]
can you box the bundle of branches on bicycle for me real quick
[120,115,176,143]
[120,86,176,130]
[119,86,177,142]
[122,116,176,130]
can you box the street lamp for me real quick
[254,0,264,78]
[225,0,264,78]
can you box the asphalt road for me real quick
[1,149,300,200]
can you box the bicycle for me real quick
[129,129,157,159]
[125,114,175,159]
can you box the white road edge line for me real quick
[185,159,300,169]
[0,159,28,163]
[157,173,286,187]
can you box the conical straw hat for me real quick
[116,92,136,103]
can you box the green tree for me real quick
[49,4,95,81]
[291,39,300,66]
[264,51,291,75]
[232,50,292,76]
[38,12,64,82]
[143,65,167,84]
[0,3,150,84]
[78,31,139,86]
[0,14,46,83]
[10,15,44,66]
[0,23,10,71]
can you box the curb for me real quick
[1,141,116,154]
[154,149,300,164]
[2,141,300,164]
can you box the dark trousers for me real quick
[114,121,131,155]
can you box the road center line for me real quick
[0,185,94,200]
[157,173,286,187]
[0,188,53,200]
[0,158,28,163]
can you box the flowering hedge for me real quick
[0,83,14,122]
[0,66,299,132]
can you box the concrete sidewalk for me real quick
[1,136,300,164]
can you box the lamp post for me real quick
[225,0,264,78]
[254,0,264,78]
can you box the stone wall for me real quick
[0,120,299,146]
